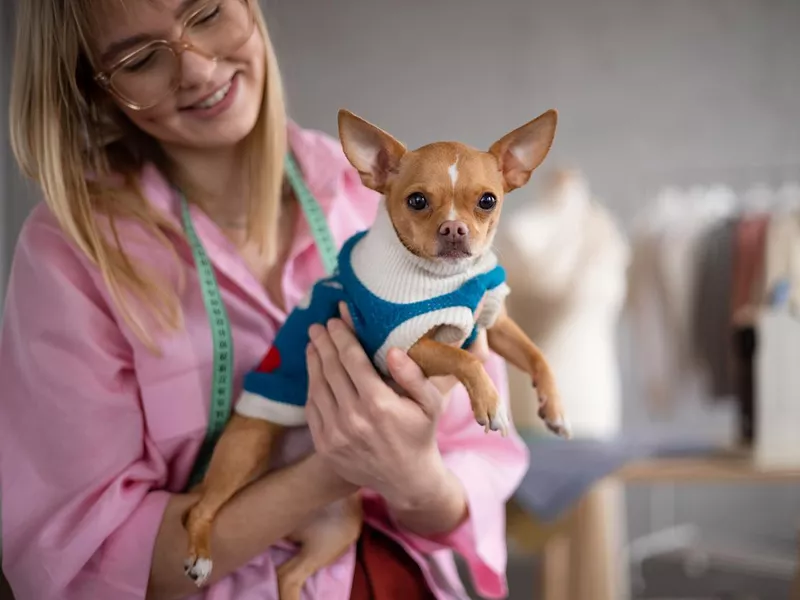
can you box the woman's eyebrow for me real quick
[98,0,204,64]
[100,33,153,65]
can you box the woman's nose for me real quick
[179,49,218,89]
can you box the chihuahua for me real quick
[182,109,570,598]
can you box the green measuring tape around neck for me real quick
[182,152,339,490]
[283,152,339,275]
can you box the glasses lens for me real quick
[110,46,178,109]
[186,0,253,57]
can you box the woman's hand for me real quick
[304,308,461,516]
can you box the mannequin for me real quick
[496,168,630,438]
[495,168,631,600]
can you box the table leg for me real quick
[567,480,629,600]
[541,533,570,600]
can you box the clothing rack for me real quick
[621,165,800,592]
[628,170,800,436]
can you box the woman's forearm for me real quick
[146,453,357,600]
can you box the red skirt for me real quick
[349,524,436,600]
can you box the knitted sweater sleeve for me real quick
[475,280,511,330]
[234,276,346,426]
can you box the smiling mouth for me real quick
[183,77,234,110]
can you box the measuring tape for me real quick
[181,195,235,490]
[284,152,339,276]
[182,153,339,490]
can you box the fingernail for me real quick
[306,343,314,355]
[327,318,343,331]
[308,324,324,339]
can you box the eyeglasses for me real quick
[94,0,255,111]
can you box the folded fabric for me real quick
[513,433,717,522]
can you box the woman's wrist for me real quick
[384,452,469,537]
[304,452,361,499]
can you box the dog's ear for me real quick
[338,109,407,193]
[488,109,558,192]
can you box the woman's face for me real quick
[90,0,266,150]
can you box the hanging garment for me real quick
[692,217,738,400]
[730,214,769,327]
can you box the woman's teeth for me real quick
[194,80,232,109]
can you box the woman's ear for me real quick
[488,109,558,193]
[338,109,407,194]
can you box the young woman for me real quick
[0,1,530,598]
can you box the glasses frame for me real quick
[93,0,255,111]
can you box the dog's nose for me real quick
[438,220,468,241]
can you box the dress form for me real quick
[496,169,630,439]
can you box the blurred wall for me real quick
[0,0,11,307]
[265,0,800,218]
[1,0,33,310]
[1,0,799,554]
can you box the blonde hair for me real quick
[9,0,287,351]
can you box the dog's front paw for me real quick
[488,401,510,437]
[184,556,213,587]
[471,385,508,436]
[534,375,571,439]
[541,408,571,439]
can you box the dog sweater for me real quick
[234,200,511,426]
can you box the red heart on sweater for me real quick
[257,346,281,373]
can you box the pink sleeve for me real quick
[389,353,530,599]
[0,216,171,600]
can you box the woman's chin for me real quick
[174,105,261,149]
[148,113,259,152]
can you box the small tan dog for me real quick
[182,109,571,598]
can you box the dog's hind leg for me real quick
[276,494,363,600]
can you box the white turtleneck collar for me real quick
[349,199,502,303]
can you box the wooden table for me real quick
[506,449,800,600]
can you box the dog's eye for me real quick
[478,193,497,211]
[407,192,428,211]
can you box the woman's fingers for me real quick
[385,348,443,419]
[305,388,325,444]
[306,343,332,426]
[326,318,386,401]
[338,302,355,330]
[309,323,358,407]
